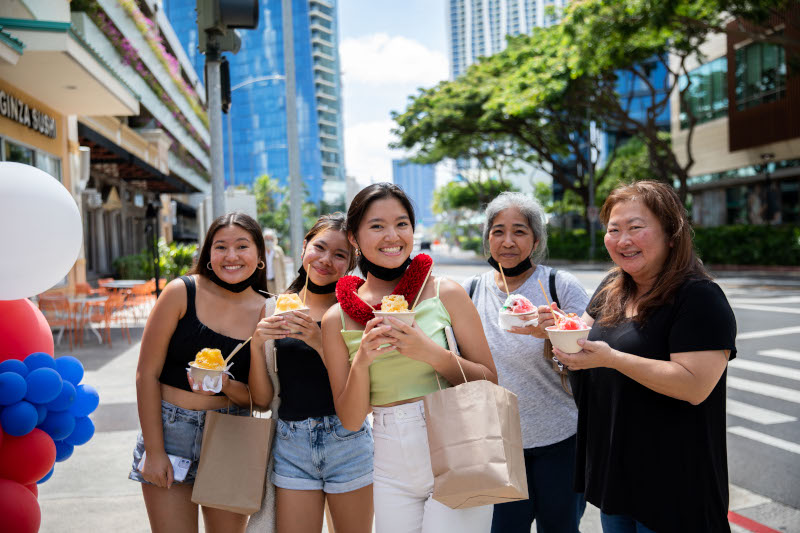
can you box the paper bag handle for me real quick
[224,385,254,417]
[434,350,472,390]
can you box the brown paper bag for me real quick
[192,403,276,515]
[423,356,528,509]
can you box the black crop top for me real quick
[275,326,336,421]
[159,276,252,394]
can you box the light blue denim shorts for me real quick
[129,400,248,485]
[271,415,374,494]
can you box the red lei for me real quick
[336,254,434,326]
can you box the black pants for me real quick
[490,434,585,533]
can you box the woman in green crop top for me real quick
[321,183,498,533]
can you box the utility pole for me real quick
[207,53,225,218]
[587,110,596,260]
[282,0,303,262]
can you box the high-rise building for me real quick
[447,0,569,79]
[392,159,436,228]
[164,0,346,205]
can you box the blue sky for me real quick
[338,1,448,185]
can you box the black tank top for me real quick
[275,328,336,421]
[159,276,252,394]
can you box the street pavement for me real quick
[38,251,800,532]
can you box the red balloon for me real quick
[0,479,41,533]
[0,429,56,485]
[24,483,38,498]
[0,299,54,361]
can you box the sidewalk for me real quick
[39,332,800,532]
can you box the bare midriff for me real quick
[160,383,230,411]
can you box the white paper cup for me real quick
[273,307,311,333]
[545,326,591,354]
[498,310,538,332]
[374,310,416,327]
[188,362,224,386]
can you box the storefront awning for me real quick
[79,123,198,193]
[0,18,138,116]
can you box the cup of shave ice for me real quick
[373,294,416,327]
[545,313,591,353]
[274,293,310,333]
[498,294,539,331]
[188,347,227,388]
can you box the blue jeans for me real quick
[490,435,586,533]
[600,512,659,533]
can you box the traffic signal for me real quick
[196,0,259,55]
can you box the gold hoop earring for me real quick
[355,248,361,257]
[258,260,265,270]
[206,262,213,271]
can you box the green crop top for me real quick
[340,278,452,406]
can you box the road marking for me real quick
[737,326,800,340]
[727,399,797,424]
[727,377,800,404]
[728,426,800,456]
[729,359,800,381]
[732,303,800,315]
[732,296,800,305]
[728,510,783,533]
[758,348,800,363]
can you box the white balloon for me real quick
[0,162,83,300]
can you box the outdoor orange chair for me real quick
[38,294,74,350]
[82,292,130,348]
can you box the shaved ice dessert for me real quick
[188,347,228,391]
[275,293,305,313]
[499,294,538,331]
[192,348,224,370]
[546,312,591,353]
[502,294,535,314]
[381,294,409,312]
[554,312,588,331]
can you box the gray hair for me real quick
[482,192,548,264]
[262,228,277,240]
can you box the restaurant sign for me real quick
[0,90,57,139]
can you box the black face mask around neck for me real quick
[488,256,533,277]
[208,268,258,293]
[297,265,337,294]
[361,256,413,281]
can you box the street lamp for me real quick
[760,152,775,224]
[145,202,162,298]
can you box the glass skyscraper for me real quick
[164,0,345,204]
[392,159,436,228]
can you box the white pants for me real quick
[371,400,493,533]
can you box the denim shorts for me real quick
[129,400,249,485]
[271,415,374,494]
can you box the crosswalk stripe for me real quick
[732,296,800,305]
[731,303,800,315]
[727,377,800,404]
[737,326,800,340]
[758,349,800,363]
[727,399,797,424]
[729,359,800,381]
[727,426,800,455]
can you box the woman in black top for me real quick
[252,213,374,533]
[131,213,272,533]
[546,181,737,533]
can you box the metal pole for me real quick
[153,209,161,298]
[227,110,235,187]
[282,0,303,262]
[207,50,225,219]
[587,113,596,260]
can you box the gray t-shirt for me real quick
[463,265,589,448]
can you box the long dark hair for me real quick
[285,212,355,293]
[592,181,708,325]
[346,183,416,275]
[190,212,268,294]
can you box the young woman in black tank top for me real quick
[131,213,272,533]
[251,213,374,533]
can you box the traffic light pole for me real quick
[207,49,226,219]
[282,0,303,263]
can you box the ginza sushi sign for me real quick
[0,90,57,139]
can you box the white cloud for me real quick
[344,120,407,186]
[340,33,448,86]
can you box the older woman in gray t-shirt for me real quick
[462,192,588,533]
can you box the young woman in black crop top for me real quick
[130,213,272,533]
[250,213,374,533]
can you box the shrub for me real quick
[547,230,609,261]
[112,239,198,280]
[693,225,800,266]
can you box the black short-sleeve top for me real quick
[158,276,252,394]
[571,277,737,533]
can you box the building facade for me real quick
[164,0,346,206]
[0,0,210,289]
[671,13,799,227]
[392,159,436,228]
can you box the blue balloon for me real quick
[37,466,54,484]
[35,404,48,425]
[0,372,27,405]
[0,400,38,436]
[39,410,75,441]
[25,367,63,404]
[70,384,99,417]
[55,356,84,386]
[54,440,74,462]
[46,381,76,412]
[0,359,28,377]
[24,352,57,371]
[64,416,94,446]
